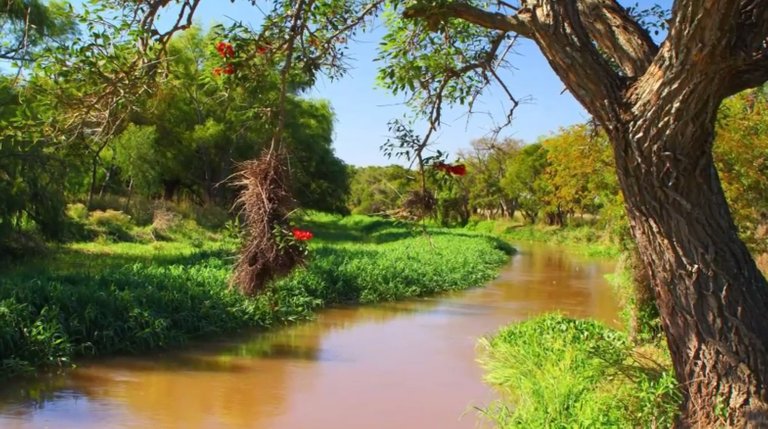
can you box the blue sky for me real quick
[307,29,589,166]
[54,1,672,166]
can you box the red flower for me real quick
[433,162,449,173]
[216,41,235,59]
[292,228,313,241]
[222,63,235,75]
[256,45,269,55]
[433,162,466,176]
[212,67,223,76]
[449,164,466,176]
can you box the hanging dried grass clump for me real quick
[393,189,436,221]
[230,151,306,295]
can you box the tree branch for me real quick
[577,0,658,78]
[630,0,768,124]
[403,1,531,37]
[664,0,743,68]
[724,0,768,95]
[522,2,625,124]
[724,51,768,97]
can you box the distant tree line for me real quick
[349,87,768,253]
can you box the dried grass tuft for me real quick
[230,151,306,295]
[396,189,436,221]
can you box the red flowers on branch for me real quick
[213,64,235,76]
[292,228,313,241]
[216,41,235,58]
[434,162,467,176]
[213,42,236,77]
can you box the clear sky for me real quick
[70,1,672,166]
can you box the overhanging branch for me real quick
[403,1,531,37]
[578,0,658,78]
[402,1,627,124]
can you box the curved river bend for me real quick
[0,243,619,429]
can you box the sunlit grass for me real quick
[465,219,619,258]
[478,314,680,428]
[0,213,510,378]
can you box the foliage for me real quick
[714,88,768,253]
[0,212,510,378]
[501,143,550,224]
[0,0,77,63]
[285,99,351,214]
[459,137,522,219]
[606,257,663,344]
[478,314,681,428]
[541,125,620,224]
[103,27,348,211]
[0,22,353,254]
[347,165,417,215]
[86,209,134,242]
[377,2,518,131]
[0,77,71,243]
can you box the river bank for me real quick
[0,242,618,429]
[464,219,620,258]
[0,213,511,379]
[461,218,681,427]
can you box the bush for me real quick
[478,314,680,428]
[86,210,135,242]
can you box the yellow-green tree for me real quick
[541,124,619,225]
[715,87,768,253]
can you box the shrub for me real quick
[478,314,680,428]
[87,210,135,242]
[65,203,88,221]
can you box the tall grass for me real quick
[478,314,681,428]
[0,213,511,378]
[465,219,619,258]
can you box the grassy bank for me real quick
[465,218,620,258]
[464,217,680,426]
[0,213,511,378]
[478,314,680,428]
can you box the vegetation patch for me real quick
[478,314,681,428]
[465,219,620,258]
[0,213,510,378]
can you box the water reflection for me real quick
[0,243,619,429]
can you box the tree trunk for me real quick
[87,158,99,210]
[612,125,768,427]
[99,164,114,198]
[124,177,134,213]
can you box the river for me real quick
[0,243,619,429]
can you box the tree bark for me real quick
[612,115,768,427]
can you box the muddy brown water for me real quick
[0,243,619,429]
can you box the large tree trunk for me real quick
[612,122,768,427]
[405,0,768,424]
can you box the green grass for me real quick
[0,213,511,378]
[465,219,620,258]
[478,314,681,428]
